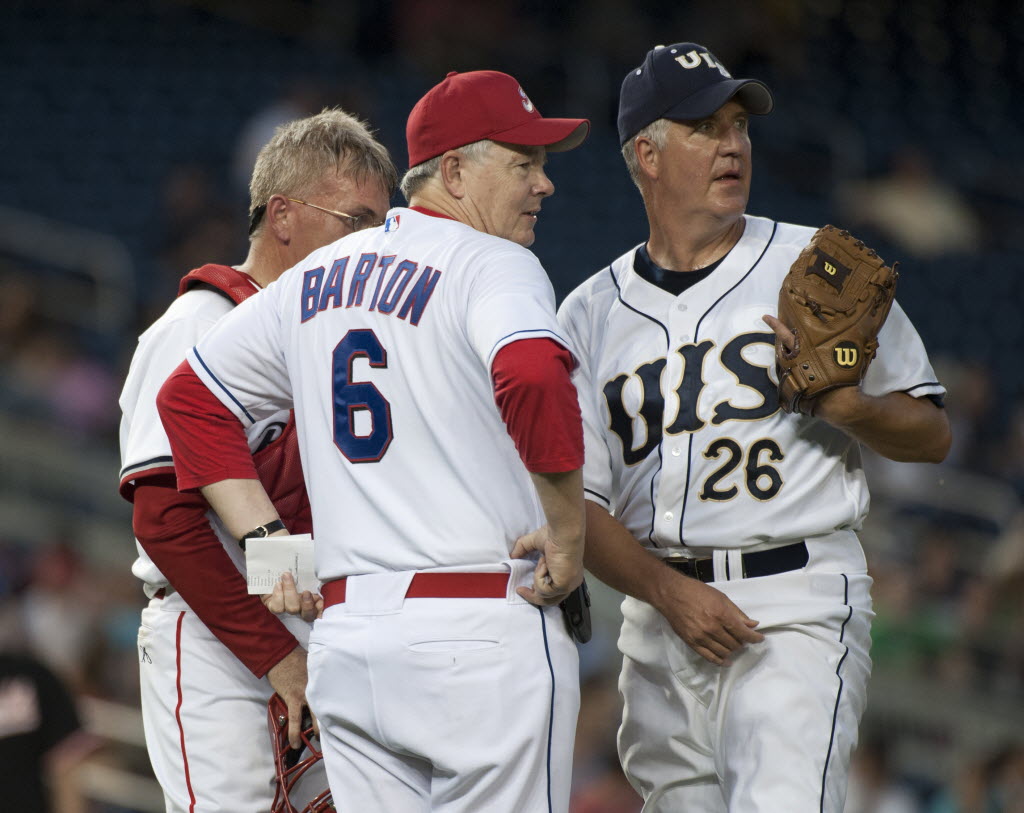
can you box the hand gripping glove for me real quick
[775,225,898,415]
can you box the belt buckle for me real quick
[664,556,712,582]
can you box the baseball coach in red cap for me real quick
[400,69,589,247]
[162,69,594,812]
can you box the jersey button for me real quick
[671,447,681,456]
[663,511,673,521]
[676,303,687,311]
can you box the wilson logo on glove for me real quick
[806,250,852,291]
[833,342,860,368]
[774,225,899,415]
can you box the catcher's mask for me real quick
[268,693,334,813]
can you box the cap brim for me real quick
[663,79,774,122]
[489,118,591,153]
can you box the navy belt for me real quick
[664,541,808,582]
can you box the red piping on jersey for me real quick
[409,205,457,221]
[173,611,198,812]
[177,264,260,304]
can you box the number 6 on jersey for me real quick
[332,329,392,463]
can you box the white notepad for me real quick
[244,534,318,595]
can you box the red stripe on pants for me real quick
[173,611,197,812]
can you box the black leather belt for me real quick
[664,541,808,582]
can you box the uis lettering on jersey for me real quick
[300,253,442,326]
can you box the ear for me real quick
[439,151,468,199]
[634,136,660,181]
[265,194,292,243]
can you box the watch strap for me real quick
[238,518,287,549]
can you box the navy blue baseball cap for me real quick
[617,43,774,145]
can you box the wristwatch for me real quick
[238,518,287,549]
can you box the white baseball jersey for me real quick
[119,283,293,593]
[559,214,945,553]
[119,274,319,813]
[560,214,945,812]
[183,206,582,813]
[187,206,572,580]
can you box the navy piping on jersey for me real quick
[904,381,941,393]
[191,348,256,425]
[903,382,946,409]
[677,221,779,543]
[486,328,566,365]
[820,574,853,811]
[609,260,671,547]
[119,455,174,480]
[537,606,556,813]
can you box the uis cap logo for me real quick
[384,214,400,233]
[833,341,860,369]
[807,249,851,292]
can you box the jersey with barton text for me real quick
[558,215,945,553]
[186,207,572,580]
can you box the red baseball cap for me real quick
[406,70,590,168]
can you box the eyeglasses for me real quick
[248,198,384,235]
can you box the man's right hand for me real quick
[511,525,584,606]
[651,571,764,666]
[262,571,323,622]
[266,646,311,749]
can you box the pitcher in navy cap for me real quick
[557,40,950,813]
[617,43,773,146]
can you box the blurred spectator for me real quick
[0,648,101,813]
[845,737,922,813]
[2,324,115,434]
[0,273,36,360]
[837,146,982,259]
[570,672,641,812]
[16,539,104,695]
[927,744,1024,813]
[230,79,330,196]
[992,400,1024,498]
[571,750,643,813]
[393,0,520,78]
[572,672,625,791]
[929,358,996,474]
[145,162,247,311]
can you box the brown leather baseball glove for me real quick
[774,225,899,415]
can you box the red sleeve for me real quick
[133,475,298,677]
[157,360,257,491]
[491,338,584,473]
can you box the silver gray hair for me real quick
[249,108,398,236]
[399,139,494,202]
[621,118,671,190]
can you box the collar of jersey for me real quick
[409,205,457,221]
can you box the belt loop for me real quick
[726,549,744,581]
[342,572,415,613]
[507,559,535,604]
[712,550,729,582]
